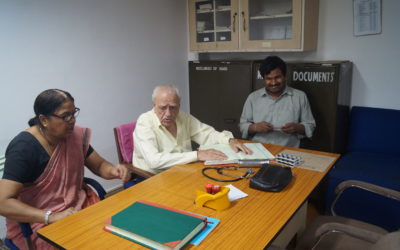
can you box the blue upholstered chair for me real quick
[325,106,400,231]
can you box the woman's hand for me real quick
[109,164,131,183]
[48,207,76,224]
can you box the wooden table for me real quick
[37,143,339,249]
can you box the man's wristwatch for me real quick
[44,210,53,225]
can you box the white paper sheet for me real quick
[225,184,248,202]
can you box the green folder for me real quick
[104,200,206,249]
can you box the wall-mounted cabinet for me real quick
[188,0,319,52]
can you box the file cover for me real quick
[104,200,206,249]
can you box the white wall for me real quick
[0,0,188,238]
[0,0,188,191]
[199,0,400,110]
[314,0,400,110]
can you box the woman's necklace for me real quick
[38,126,57,155]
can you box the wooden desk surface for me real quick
[37,144,339,249]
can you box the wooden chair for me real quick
[113,122,153,182]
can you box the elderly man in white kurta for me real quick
[133,84,251,174]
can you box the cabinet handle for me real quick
[232,12,237,33]
[241,11,246,32]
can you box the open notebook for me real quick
[200,143,275,165]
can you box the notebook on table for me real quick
[104,200,207,250]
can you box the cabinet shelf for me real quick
[196,9,214,14]
[216,29,231,32]
[198,30,215,33]
[216,8,231,12]
[198,28,231,34]
[197,8,231,14]
[250,14,292,20]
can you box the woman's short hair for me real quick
[259,56,287,78]
[28,89,74,127]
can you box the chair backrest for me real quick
[0,155,5,178]
[113,122,136,164]
[347,106,400,154]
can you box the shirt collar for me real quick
[260,86,293,98]
[151,109,163,128]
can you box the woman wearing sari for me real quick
[0,89,131,249]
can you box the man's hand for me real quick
[250,122,274,134]
[229,139,253,154]
[110,164,131,183]
[281,123,305,135]
[197,149,227,161]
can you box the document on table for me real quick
[200,143,275,165]
[277,149,336,172]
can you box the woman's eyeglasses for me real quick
[51,107,80,122]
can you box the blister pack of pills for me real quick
[275,153,303,167]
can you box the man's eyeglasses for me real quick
[51,107,80,122]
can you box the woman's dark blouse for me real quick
[3,131,94,183]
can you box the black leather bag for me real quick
[249,164,293,192]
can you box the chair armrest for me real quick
[314,222,384,245]
[123,163,154,179]
[83,177,107,200]
[331,180,400,216]
[18,222,33,250]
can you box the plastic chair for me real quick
[113,122,154,188]
[3,177,106,250]
[267,180,400,250]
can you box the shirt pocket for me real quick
[179,139,192,152]
[274,105,296,127]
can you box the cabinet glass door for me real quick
[190,0,239,51]
[195,1,216,44]
[241,0,302,50]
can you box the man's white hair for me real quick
[152,84,181,103]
